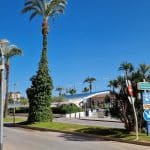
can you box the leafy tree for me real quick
[83,77,96,93]
[68,88,76,95]
[8,98,14,104]
[20,97,29,106]
[56,86,64,96]
[22,0,67,123]
[3,44,22,118]
[59,103,82,114]
[109,63,150,131]
[82,87,89,93]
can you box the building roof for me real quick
[64,90,110,103]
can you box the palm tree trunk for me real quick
[4,60,9,118]
[42,18,49,51]
[89,82,92,109]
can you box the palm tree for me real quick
[4,45,22,118]
[83,77,96,94]
[108,79,118,93]
[22,0,67,52]
[82,87,89,94]
[119,62,134,79]
[22,0,67,122]
[56,86,64,96]
[68,88,76,96]
[138,64,150,80]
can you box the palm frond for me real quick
[46,0,67,17]
[22,0,67,21]
[4,46,22,59]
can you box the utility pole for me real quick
[126,80,139,141]
[0,39,9,150]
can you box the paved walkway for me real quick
[54,117,124,129]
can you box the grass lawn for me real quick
[29,122,150,143]
[4,117,150,143]
[4,117,26,123]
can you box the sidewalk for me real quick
[79,117,122,123]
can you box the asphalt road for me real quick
[3,127,150,150]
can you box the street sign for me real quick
[142,92,150,109]
[143,110,150,121]
[138,82,150,90]
[147,122,150,136]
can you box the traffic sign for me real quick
[142,92,150,109]
[138,82,150,90]
[143,110,150,121]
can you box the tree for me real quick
[83,77,96,110]
[109,63,150,131]
[138,64,150,80]
[83,77,96,93]
[22,0,67,123]
[119,62,134,79]
[108,79,118,93]
[3,44,22,118]
[20,97,29,106]
[56,86,64,96]
[82,87,89,94]
[68,88,76,95]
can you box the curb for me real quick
[5,123,150,147]
[79,118,122,123]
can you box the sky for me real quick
[0,0,150,96]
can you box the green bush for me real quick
[26,49,53,123]
[9,107,29,113]
[52,103,82,114]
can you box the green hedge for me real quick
[52,104,82,114]
[9,107,29,114]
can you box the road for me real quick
[54,118,124,129]
[4,127,150,150]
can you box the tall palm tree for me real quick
[83,77,96,94]
[56,86,64,96]
[22,0,67,52]
[138,64,150,80]
[108,79,118,93]
[119,62,134,79]
[4,45,22,118]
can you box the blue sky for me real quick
[0,0,150,96]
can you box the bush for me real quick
[52,103,82,114]
[9,107,29,114]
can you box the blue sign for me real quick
[143,110,150,121]
[142,92,150,104]
[147,122,150,136]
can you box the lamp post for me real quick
[0,39,9,150]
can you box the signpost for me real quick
[142,92,150,109]
[138,82,150,90]
[143,110,150,136]
[126,80,138,140]
[143,110,150,122]
[138,81,150,136]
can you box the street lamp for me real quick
[0,39,9,150]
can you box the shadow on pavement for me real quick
[58,133,107,142]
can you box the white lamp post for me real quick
[0,39,9,150]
